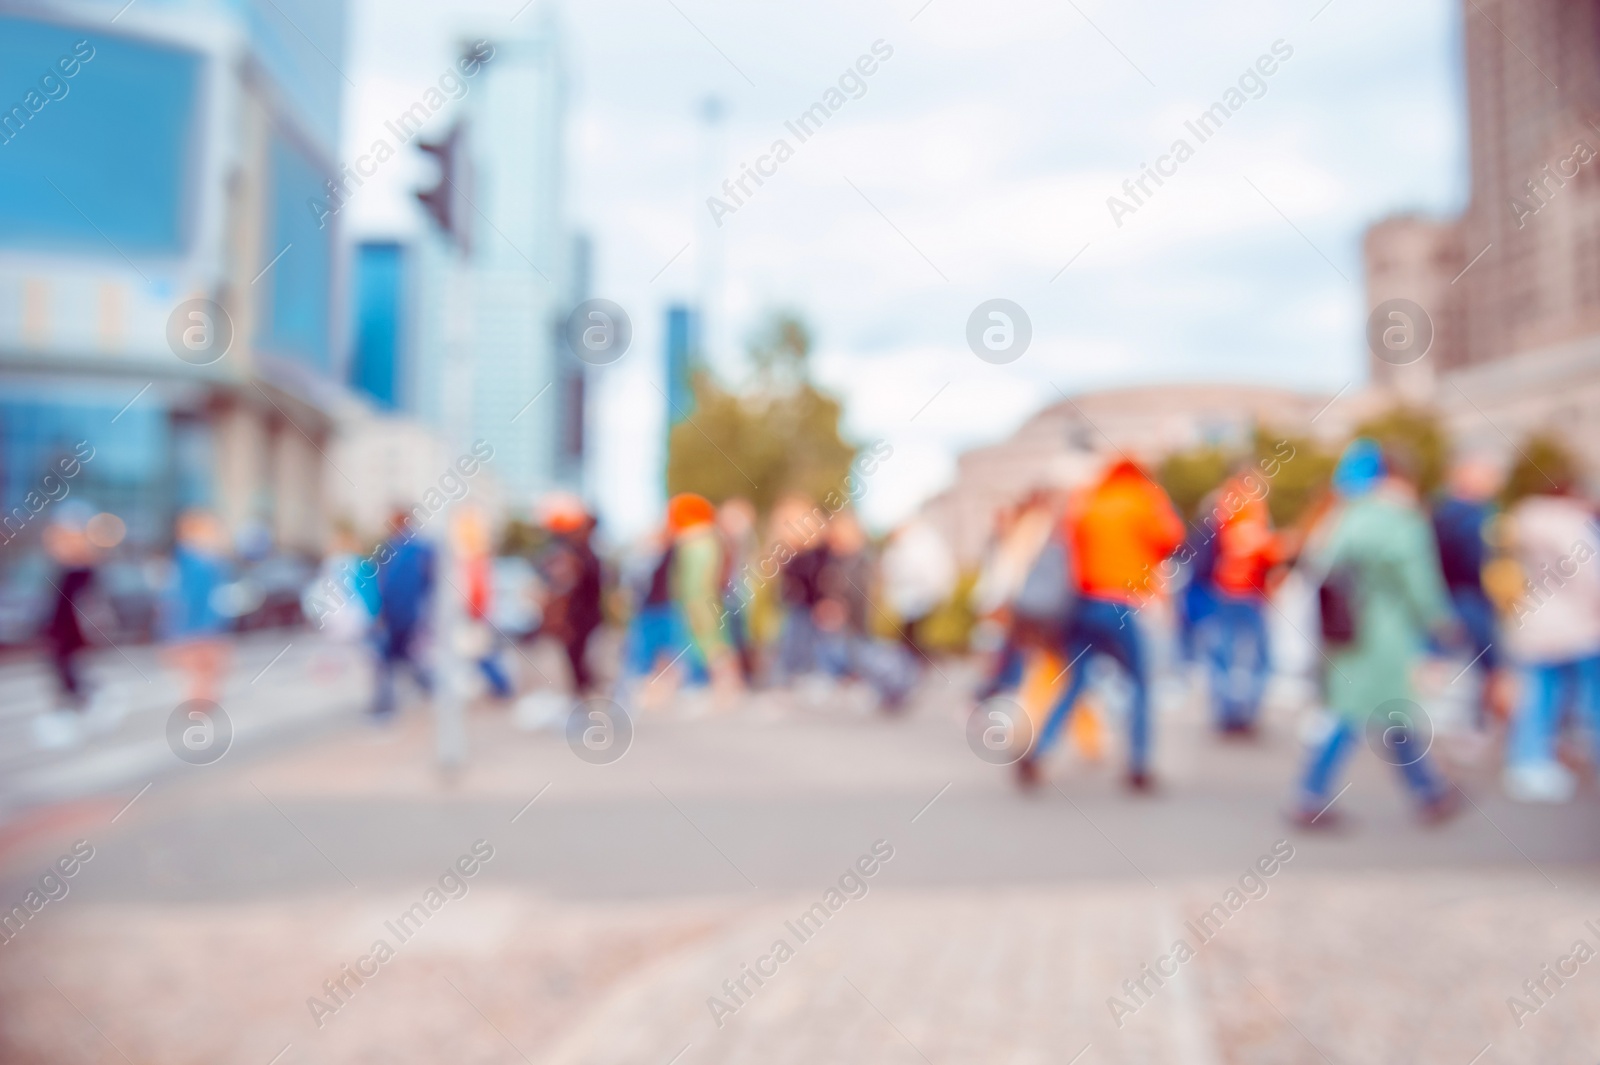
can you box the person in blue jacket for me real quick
[372,510,435,719]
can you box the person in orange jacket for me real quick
[1018,457,1183,792]
[1201,470,1286,735]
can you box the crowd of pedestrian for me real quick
[971,435,1600,822]
[609,492,937,712]
[21,430,1600,829]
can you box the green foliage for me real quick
[919,570,979,653]
[1353,406,1449,496]
[1156,429,1336,528]
[1502,433,1580,507]
[1253,431,1337,528]
[747,312,813,387]
[1158,447,1232,520]
[498,518,546,558]
[666,312,856,515]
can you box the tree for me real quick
[747,312,812,389]
[1252,430,1337,528]
[666,312,856,515]
[1501,433,1580,507]
[1156,430,1335,528]
[1353,406,1449,496]
[1158,446,1232,520]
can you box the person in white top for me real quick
[1501,476,1600,802]
[880,518,956,665]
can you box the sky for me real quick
[342,0,1469,536]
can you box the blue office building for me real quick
[0,0,350,562]
[349,242,407,411]
[664,304,700,426]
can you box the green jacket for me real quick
[1314,488,1451,721]
[673,526,728,661]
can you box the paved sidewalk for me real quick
[0,631,372,817]
[0,666,1596,1063]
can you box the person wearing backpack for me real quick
[1017,457,1183,792]
[1290,439,1461,827]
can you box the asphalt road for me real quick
[19,674,1596,905]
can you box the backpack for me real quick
[1013,536,1076,625]
[1317,563,1359,647]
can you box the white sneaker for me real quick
[676,686,713,719]
[514,691,570,732]
[1504,762,1576,804]
[33,710,83,751]
[798,673,834,707]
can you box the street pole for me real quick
[433,242,471,776]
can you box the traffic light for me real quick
[415,121,470,250]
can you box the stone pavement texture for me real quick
[0,658,1597,1063]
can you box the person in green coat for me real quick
[1290,439,1462,827]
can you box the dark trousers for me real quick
[50,642,86,707]
[564,626,597,694]
[374,626,431,717]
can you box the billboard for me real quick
[0,15,201,256]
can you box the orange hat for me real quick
[667,492,716,533]
[540,491,589,533]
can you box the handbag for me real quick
[1012,536,1076,625]
[1317,563,1359,647]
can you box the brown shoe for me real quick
[1286,803,1345,830]
[1126,769,1156,794]
[1419,787,1464,827]
[1015,757,1042,792]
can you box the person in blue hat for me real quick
[1290,439,1461,827]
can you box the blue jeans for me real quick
[1203,594,1269,729]
[1178,580,1216,663]
[816,628,854,679]
[1034,597,1150,773]
[623,604,707,684]
[774,607,821,683]
[374,625,431,717]
[478,653,513,698]
[1449,586,1499,724]
[976,634,1025,701]
[1508,656,1600,768]
[1450,587,1499,670]
[1298,717,1445,807]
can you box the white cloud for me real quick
[346,0,1463,536]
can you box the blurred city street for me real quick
[1,648,1596,1064]
[6,0,1600,1059]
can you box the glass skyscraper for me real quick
[0,0,350,562]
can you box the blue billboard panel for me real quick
[0,16,200,255]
